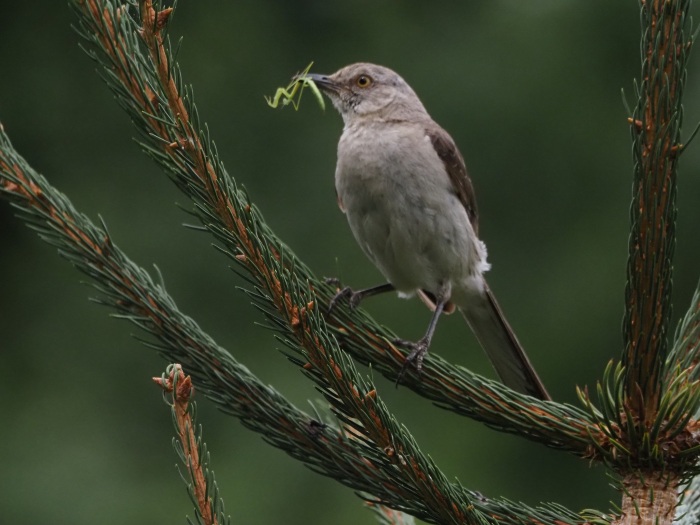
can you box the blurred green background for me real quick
[2,1,700,524]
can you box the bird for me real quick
[307,63,549,400]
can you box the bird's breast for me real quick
[333,121,487,296]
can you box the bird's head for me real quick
[306,63,428,124]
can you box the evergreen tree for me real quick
[1,1,699,523]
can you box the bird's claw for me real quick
[327,286,353,314]
[394,337,429,386]
[325,280,364,315]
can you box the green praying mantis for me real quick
[265,61,326,111]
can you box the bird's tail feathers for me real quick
[460,287,549,400]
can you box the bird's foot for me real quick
[325,278,364,315]
[394,337,429,386]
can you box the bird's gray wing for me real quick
[426,125,479,235]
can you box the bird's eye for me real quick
[356,75,372,88]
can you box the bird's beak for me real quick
[304,73,339,93]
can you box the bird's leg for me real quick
[395,283,450,384]
[325,279,395,315]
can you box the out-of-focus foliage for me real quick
[0,1,699,524]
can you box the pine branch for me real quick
[668,281,700,382]
[0,127,597,525]
[667,285,700,524]
[623,0,692,425]
[66,0,609,459]
[154,364,229,525]
[610,2,697,524]
[675,446,700,524]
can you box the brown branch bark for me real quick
[614,473,680,525]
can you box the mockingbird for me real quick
[308,63,549,400]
